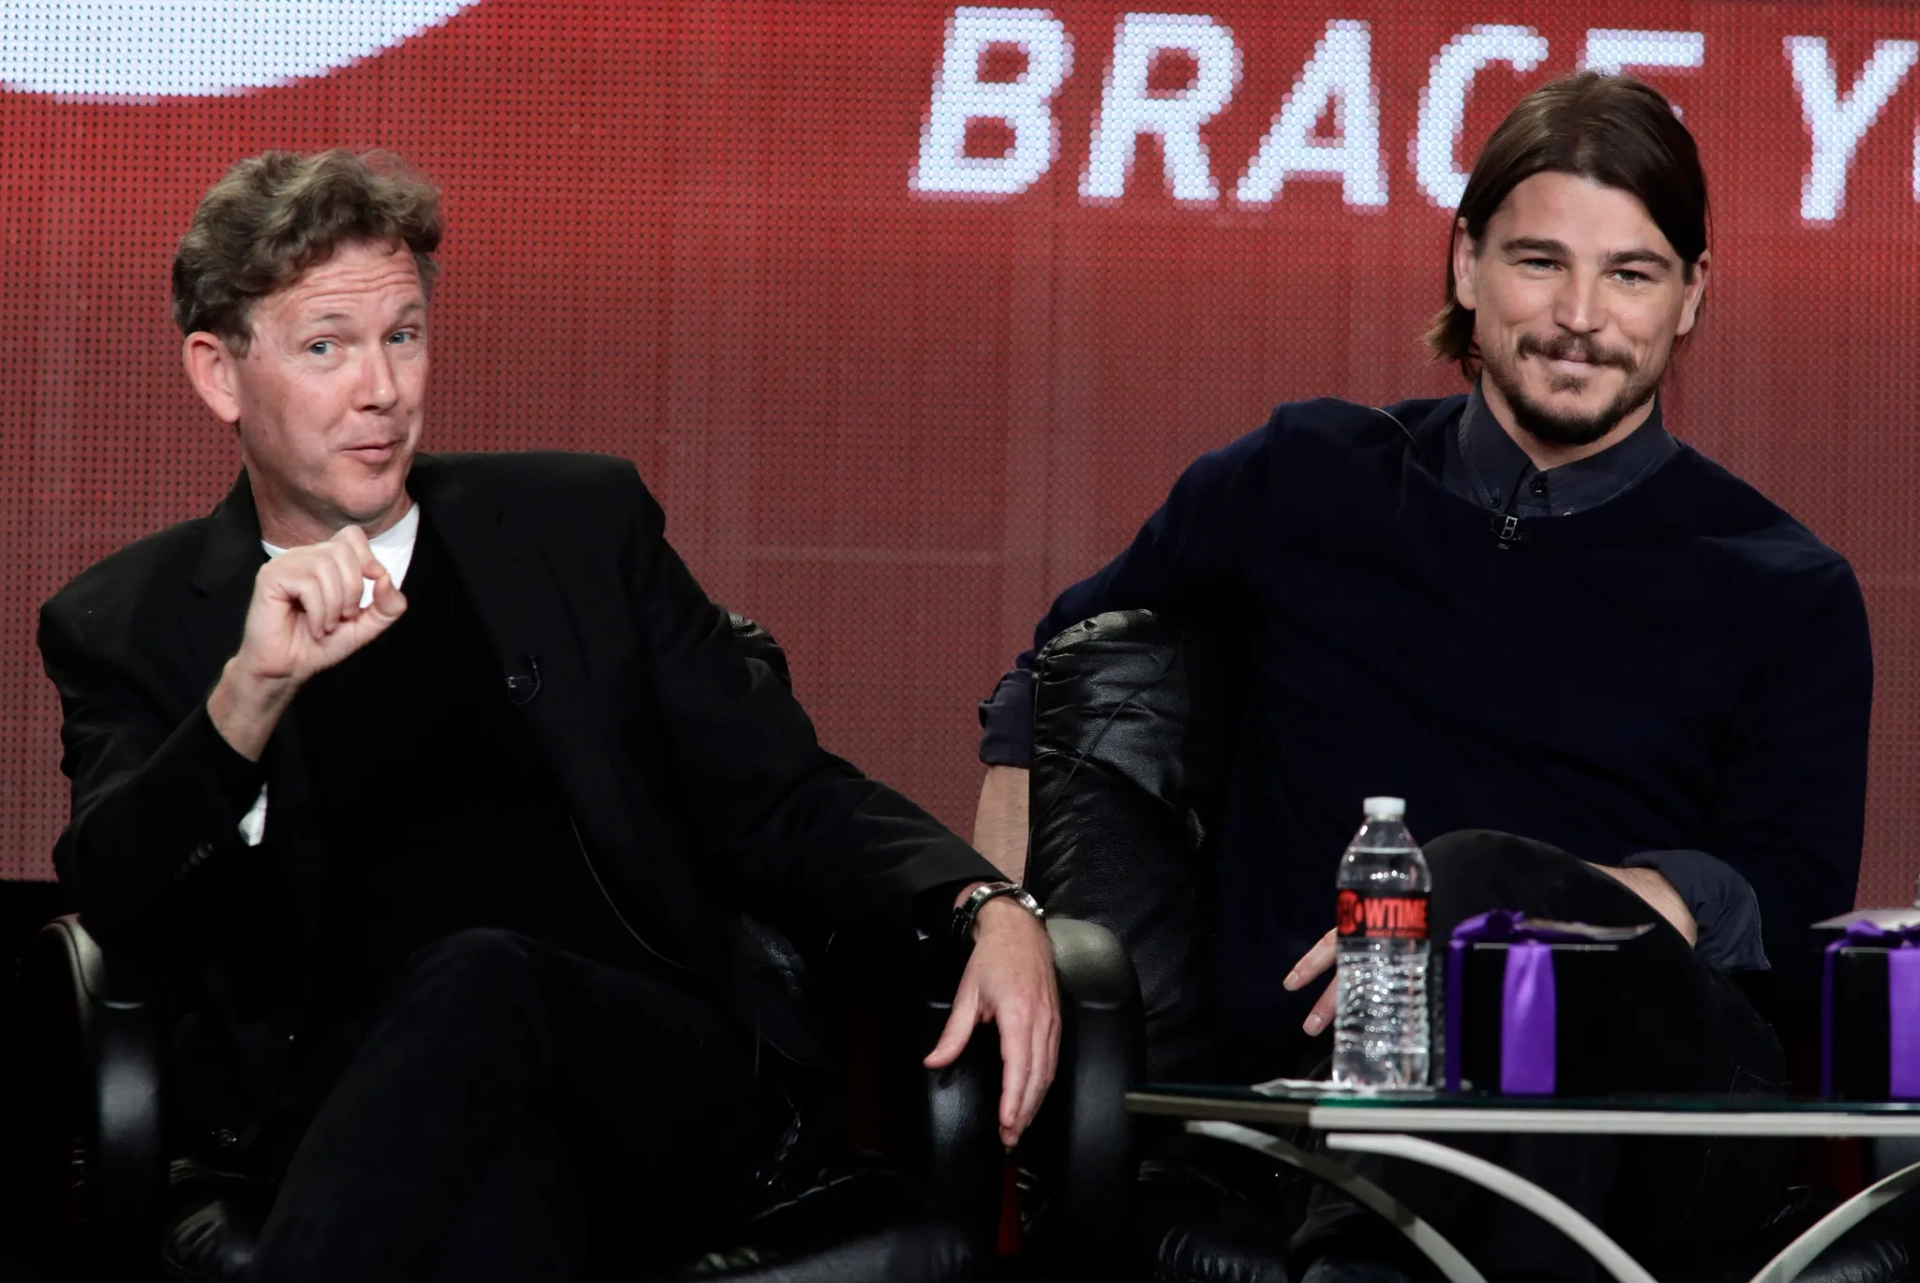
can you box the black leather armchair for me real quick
[1023,609,1917,1283]
[11,614,1057,1283]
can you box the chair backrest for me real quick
[1025,610,1239,1081]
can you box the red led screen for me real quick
[1,2,1916,905]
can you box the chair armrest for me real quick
[17,914,166,1279]
[907,918,1146,1268]
[909,943,1011,1251]
[1034,917,1143,1280]
[820,918,1143,1266]
[813,926,1005,1250]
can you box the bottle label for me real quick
[1336,889,1429,941]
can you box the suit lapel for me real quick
[186,471,267,687]
[406,457,651,902]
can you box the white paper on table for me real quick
[1250,1076,1437,1098]
[1813,907,1920,930]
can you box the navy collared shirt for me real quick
[1449,383,1680,519]
[981,383,1770,973]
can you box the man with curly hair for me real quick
[41,149,1060,1281]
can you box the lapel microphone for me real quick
[1490,513,1532,551]
[505,654,542,706]
[1490,465,1535,551]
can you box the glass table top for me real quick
[1137,1081,1920,1113]
[1127,1083,1920,1135]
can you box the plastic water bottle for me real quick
[1332,796,1432,1088]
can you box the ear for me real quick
[1450,216,1478,312]
[1675,249,1710,338]
[182,331,242,425]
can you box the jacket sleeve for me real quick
[39,601,264,937]
[1621,848,1769,971]
[617,467,1000,937]
[977,419,1272,766]
[1707,558,1873,1013]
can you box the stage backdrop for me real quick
[1,2,1917,905]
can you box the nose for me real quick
[354,343,399,413]
[1550,267,1606,335]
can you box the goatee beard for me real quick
[1485,336,1661,448]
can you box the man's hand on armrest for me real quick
[1592,863,1698,946]
[971,766,1030,882]
[923,880,1059,1149]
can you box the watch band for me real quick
[952,881,1045,941]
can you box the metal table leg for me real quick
[1746,1158,1920,1283]
[1184,1121,1488,1283]
[1325,1132,1661,1283]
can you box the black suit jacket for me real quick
[39,451,997,1136]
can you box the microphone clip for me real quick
[1490,513,1530,551]
[506,654,542,706]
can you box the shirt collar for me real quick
[260,501,421,592]
[1453,381,1679,517]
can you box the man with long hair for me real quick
[973,74,1870,1278]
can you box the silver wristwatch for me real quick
[952,881,1045,941]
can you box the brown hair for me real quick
[1425,73,1709,379]
[172,149,442,351]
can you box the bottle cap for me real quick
[1362,796,1406,821]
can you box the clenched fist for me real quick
[207,524,407,760]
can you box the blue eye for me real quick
[308,340,333,356]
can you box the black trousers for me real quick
[250,928,784,1282]
[1294,831,1793,1281]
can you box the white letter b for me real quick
[912,7,1073,197]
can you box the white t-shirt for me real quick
[260,502,420,605]
[240,505,422,846]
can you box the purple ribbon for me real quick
[1821,921,1920,1098]
[1445,910,1598,1094]
[1500,944,1557,1094]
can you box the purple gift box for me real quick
[1821,922,1920,1101]
[1443,910,1652,1096]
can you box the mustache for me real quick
[1516,333,1636,373]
